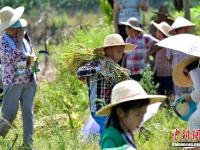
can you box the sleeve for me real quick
[76,61,101,78]
[166,49,172,60]
[190,89,200,103]
[0,37,22,63]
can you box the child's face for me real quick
[125,26,139,37]
[118,105,147,132]
[104,46,124,62]
[156,29,166,40]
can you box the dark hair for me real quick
[186,60,199,72]
[106,99,150,132]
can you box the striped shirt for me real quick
[155,48,172,76]
[77,61,116,113]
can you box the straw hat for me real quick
[96,80,166,116]
[10,18,27,28]
[173,56,199,87]
[153,5,171,17]
[94,34,136,52]
[120,17,144,32]
[170,16,195,31]
[0,6,25,31]
[152,21,170,37]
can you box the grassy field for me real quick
[0,13,196,150]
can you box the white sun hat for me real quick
[170,16,195,31]
[156,34,200,57]
[152,21,171,37]
[96,80,166,116]
[120,17,144,33]
[0,6,25,31]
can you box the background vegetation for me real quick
[0,0,200,149]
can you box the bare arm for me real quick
[139,0,148,11]
[113,0,120,33]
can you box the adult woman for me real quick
[0,6,36,148]
[113,0,148,40]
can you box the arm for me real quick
[0,37,22,63]
[113,0,120,33]
[139,0,148,11]
[76,61,101,80]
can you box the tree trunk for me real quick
[183,0,190,20]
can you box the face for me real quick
[117,105,147,132]
[5,28,22,37]
[125,26,140,38]
[104,46,124,62]
[156,29,166,40]
[175,27,188,34]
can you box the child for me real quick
[96,80,166,149]
[151,22,173,95]
[173,56,200,131]
[167,16,196,99]
[120,17,157,81]
[77,34,135,135]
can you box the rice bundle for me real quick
[65,49,131,82]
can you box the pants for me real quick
[0,81,36,145]
[153,76,173,95]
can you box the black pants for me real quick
[118,25,127,40]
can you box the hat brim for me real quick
[120,22,144,33]
[0,6,24,32]
[96,95,166,116]
[152,22,170,37]
[94,43,137,53]
[172,56,199,87]
[10,18,27,28]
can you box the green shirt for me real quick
[100,126,137,150]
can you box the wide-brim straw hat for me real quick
[120,17,144,33]
[152,21,170,37]
[94,34,136,52]
[170,16,195,31]
[96,80,166,116]
[153,5,171,17]
[0,6,24,32]
[173,56,199,87]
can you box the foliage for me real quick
[139,65,159,94]
[100,0,113,24]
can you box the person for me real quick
[149,4,173,38]
[172,56,200,132]
[77,34,135,135]
[150,21,173,96]
[167,16,196,99]
[120,17,157,81]
[0,6,37,148]
[113,0,148,40]
[96,80,166,149]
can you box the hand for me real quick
[17,28,25,49]
[27,54,36,66]
[99,58,107,70]
[183,94,192,102]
